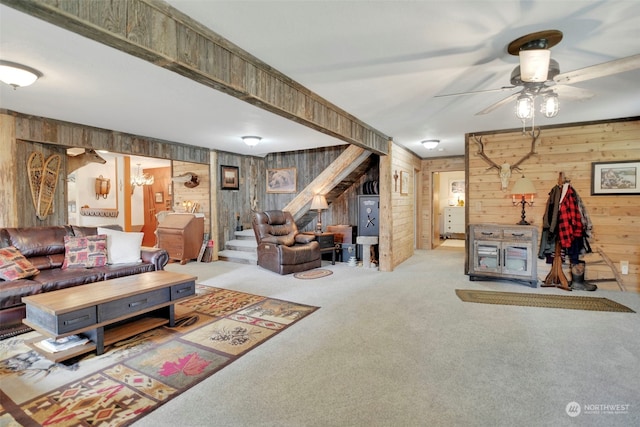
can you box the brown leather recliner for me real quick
[252,210,321,275]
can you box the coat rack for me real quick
[542,172,572,291]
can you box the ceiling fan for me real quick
[437,30,640,120]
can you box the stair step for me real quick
[218,249,257,265]
[234,229,255,240]
[225,239,257,253]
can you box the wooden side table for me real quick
[304,232,338,264]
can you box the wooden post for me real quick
[542,240,571,291]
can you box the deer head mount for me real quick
[67,149,107,173]
[473,129,540,190]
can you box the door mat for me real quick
[455,289,635,313]
[0,285,319,427]
[294,269,333,280]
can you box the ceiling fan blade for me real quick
[435,86,516,98]
[554,53,640,85]
[475,92,520,115]
[553,85,594,100]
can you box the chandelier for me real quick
[131,163,154,188]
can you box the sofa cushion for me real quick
[0,279,43,310]
[61,235,108,269]
[97,228,143,264]
[0,226,69,258]
[0,246,40,280]
[33,268,104,293]
[261,235,295,246]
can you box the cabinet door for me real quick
[472,240,501,274]
[501,242,533,277]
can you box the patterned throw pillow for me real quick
[61,234,108,269]
[0,246,40,280]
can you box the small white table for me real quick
[356,235,378,268]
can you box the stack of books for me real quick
[37,335,89,353]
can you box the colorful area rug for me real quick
[293,269,333,280]
[0,286,318,426]
[455,289,635,313]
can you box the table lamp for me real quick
[311,194,328,234]
[511,176,536,225]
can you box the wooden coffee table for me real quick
[22,270,196,362]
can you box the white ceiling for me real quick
[1,1,639,162]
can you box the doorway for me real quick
[433,170,465,248]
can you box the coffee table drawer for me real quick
[26,305,97,335]
[98,288,171,322]
[171,280,195,300]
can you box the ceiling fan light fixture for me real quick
[515,94,534,120]
[0,60,41,88]
[541,92,559,118]
[421,139,440,150]
[519,49,551,82]
[242,136,261,147]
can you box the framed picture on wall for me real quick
[154,192,164,203]
[591,160,639,195]
[400,171,409,195]
[266,167,296,193]
[221,165,239,190]
[450,179,465,194]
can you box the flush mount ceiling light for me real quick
[242,136,261,147]
[421,139,440,150]
[0,60,41,88]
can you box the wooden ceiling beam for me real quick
[3,0,389,156]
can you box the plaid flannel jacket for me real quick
[557,186,583,248]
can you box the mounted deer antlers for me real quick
[473,129,540,190]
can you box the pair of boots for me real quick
[570,260,597,291]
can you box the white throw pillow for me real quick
[97,227,143,264]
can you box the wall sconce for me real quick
[181,200,199,213]
[310,194,328,234]
[95,175,110,200]
[511,175,536,225]
[0,60,41,88]
[242,136,261,147]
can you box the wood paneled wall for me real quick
[216,152,265,246]
[466,118,640,291]
[386,143,422,268]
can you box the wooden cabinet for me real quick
[157,213,205,264]
[443,207,465,237]
[466,224,538,287]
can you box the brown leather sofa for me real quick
[252,210,321,275]
[0,225,169,338]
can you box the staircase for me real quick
[218,229,257,264]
